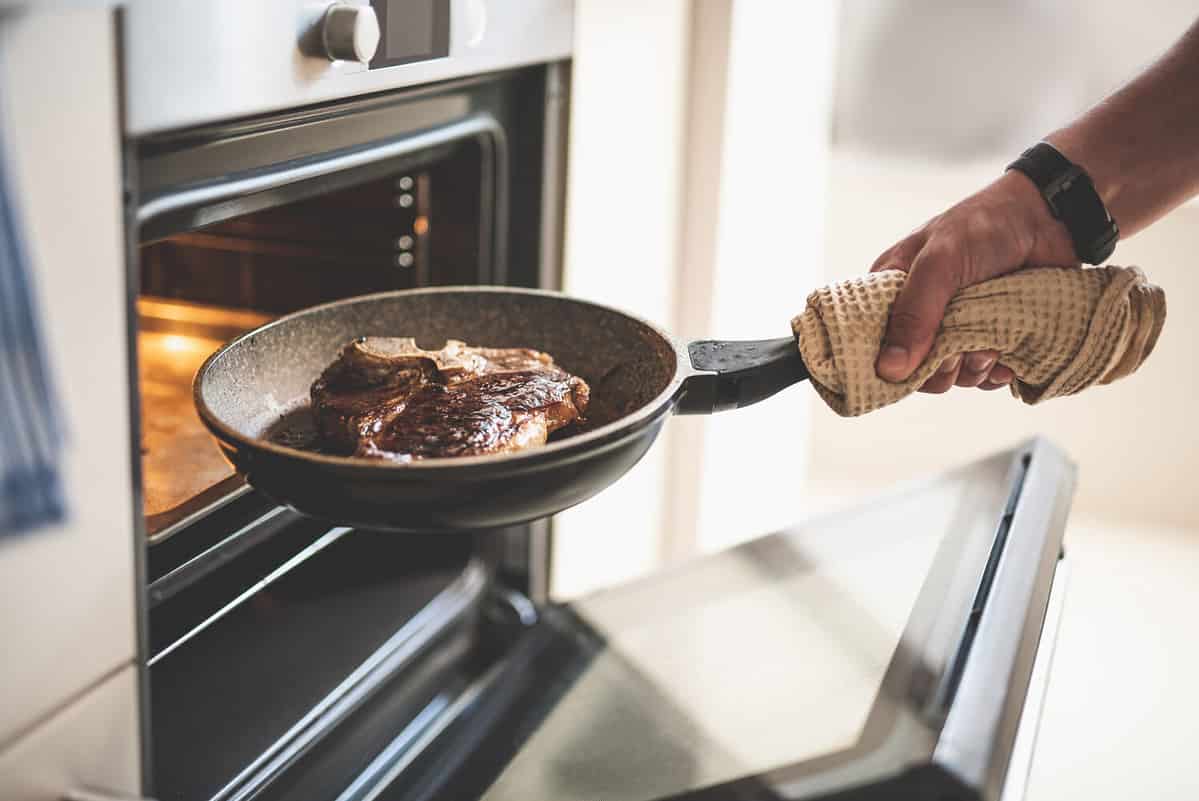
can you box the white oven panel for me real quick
[123,0,572,136]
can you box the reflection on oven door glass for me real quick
[480,453,1013,801]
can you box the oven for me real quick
[134,75,547,544]
[123,3,571,799]
[132,75,566,801]
[0,2,1073,800]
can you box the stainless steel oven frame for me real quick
[121,62,571,799]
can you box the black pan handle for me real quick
[675,336,810,415]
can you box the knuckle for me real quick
[870,252,894,273]
[872,241,912,273]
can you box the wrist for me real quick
[1045,132,1120,209]
[996,169,1078,264]
[1005,142,1119,264]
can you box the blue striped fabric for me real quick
[0,102,66,537]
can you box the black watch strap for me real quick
[1006,142,1119,265]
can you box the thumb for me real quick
[876,242,961,382]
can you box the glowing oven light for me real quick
[147,334,212,363]
[161,335,194,354]
[413,216,429,236]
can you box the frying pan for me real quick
[195,286,810,532]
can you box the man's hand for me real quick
[871,169,1078,392]
[870,14,1199,392]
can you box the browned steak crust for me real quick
[311,338,590,461]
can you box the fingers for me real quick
[918,354,961,394]
[956,350,998,388]
[918,353,1015,393]
[980,364,1014,390]
[876,239,962,382]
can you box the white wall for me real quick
[832,0,1198,161]
[671,1,836,556]
[553,1,840,597]
[552,0,692,598]
[1025,519,1199,801]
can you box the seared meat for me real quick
[311,337,590,461]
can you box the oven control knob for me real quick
[321,3,380,64]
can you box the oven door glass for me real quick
[136,112,500,540]
[405,440,1073,801]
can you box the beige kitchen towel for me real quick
[792,265,1166,417]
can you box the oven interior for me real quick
[134,70,558,801]
[138,138,485,539]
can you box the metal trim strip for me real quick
[933,437,1077,799]
[136,113,502,239]
[998,557,1071,801]
[209,558,489,801]
[146,481,252,546]
[331,586,537,801]
[147,526,353,666]
[145,505,299,605]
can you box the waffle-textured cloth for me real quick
[792,265,1166,417]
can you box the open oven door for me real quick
[384,438,1073,801]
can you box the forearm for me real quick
[1046,17,1199,237]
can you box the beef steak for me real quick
[311,337,590,461]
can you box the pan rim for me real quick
[193,285,689,472]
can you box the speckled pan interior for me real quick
[197,287,680,449]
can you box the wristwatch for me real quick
[1006,142,1119,265]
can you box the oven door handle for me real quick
[136,113,506,247]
